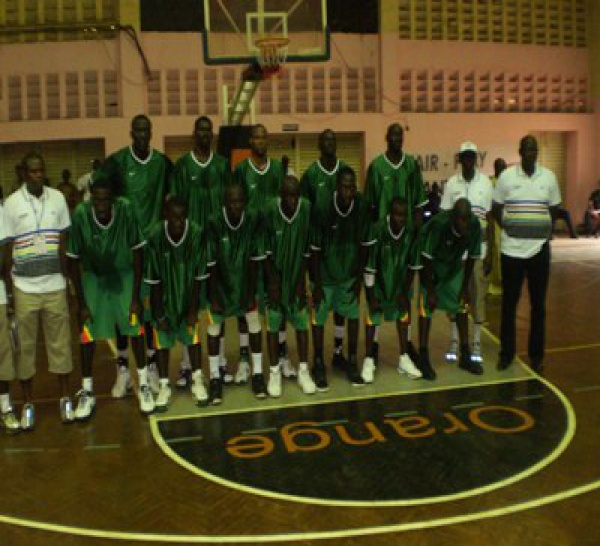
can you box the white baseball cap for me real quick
[459,141,478,154]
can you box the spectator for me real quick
[584,182,600,237]
[76,159,102,202]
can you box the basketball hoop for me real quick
[254,36,290,78]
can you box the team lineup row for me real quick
[0,116,560,433]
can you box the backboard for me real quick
[203,0,329,65]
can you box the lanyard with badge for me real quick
[27,189,47,254]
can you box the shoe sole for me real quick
[316,386,330,393]
[267,391,282,397]
[140,407,155,415]
[194,399,209,407]
[398,368,423,379]
[254,392,268,399]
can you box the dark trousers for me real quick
[500,243,550,365]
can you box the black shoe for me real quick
[459,351,483,375]
[346,356,365,387]
[251,374,268,399]
[407,341,420,365]
[372,341,379,366]
[331,351,348,372]
[209,378,223,405]
[530,360,544,373]
[419,349,437,380]
[312,359,329,392]
[497,357,513,371]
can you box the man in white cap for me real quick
[440,141,494,363]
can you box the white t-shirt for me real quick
[0,206,7,305]
[493,164,561,259]
[3,186,71,294]
[441,170,493,258]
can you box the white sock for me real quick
[219,337,226,364]
[117,350,128,360]
[407,323,412,339]
[138,367,148,386]
[159,378,169,388]
[209,356,220,379]
[82,377,93,392]
[192,369,203,382]
[451,322,459,342]
[251,352,262,374]
[334,325,345,340]
[278,330,287,344]
[0,394,11,413]
[299,362,308,372]
[270,365,281,373]
[373,327,379,343]
[474,323,482,344]
[239,333,249,349]
[180,347,191,369]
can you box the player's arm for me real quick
[309,219,324,305]
[149,281,168,331]
[264,255,281,306]
[461,221,482,305]
[411,162,427,230]
[3,239,14,319]
[363,240,380,312]
[420,255,437,311]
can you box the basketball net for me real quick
[255,36,289,79]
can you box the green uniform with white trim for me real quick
[301,159,347,222]
[365,217,419,325]
[144,221,209,349]
[234,157,284,213]
[263,197,312,332]
[206,208,265,325]
[418,210,481,317]
[67,198,146,341]
[310,193,372,325]
[364,153,427,225]
[170,151,230,231]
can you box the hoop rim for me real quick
[254,36,291,48]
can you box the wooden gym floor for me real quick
[1,236,600,546]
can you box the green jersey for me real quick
[301,159,347,221]
[67,198,145,284]
[144,220,209,326]
[98,146,172,235]
[263,197,311,306]
[208,208,265,313]
[170,151,230,230]
[418,210,481,282]
[310,193,373,285]
[364,153,427,225]
[365,218,419,301]
[234,157,284,212]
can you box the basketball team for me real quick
[0,115,561,432]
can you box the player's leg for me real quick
[113,327,133,398]
[218,322,233,384]
[266,307,283,397]
[396,311,422,379]
[362,308,380,384]
[346,317,364,386]
[132,330,155,414]
[0,310,20,433]
[154,347,172,412]
[246,309,267,399]
[188,342,208,406]
[234,316,251,384]
[417,291,436,380]
[331,312,347,370]
[207,315,224,405]
[471,259,487,363]
[74,339,96,421]
[311,285,331,392]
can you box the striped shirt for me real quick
[493,164,561,259]
[3,185,70,293]
[441,170,493,258]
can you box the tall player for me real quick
[440,142,494,364]
[364,123,428,363]
[170,116,231,388]
[310,166,368,389]
[263,176,316,397]
[67,177,149,418]
[98,115,172,397]
[206,183,267,404]
[418,198,483,380]
[145,197,210,411]
[302,129,354,375]
[234,124,292,377]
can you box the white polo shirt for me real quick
[0,206,8,305]
[493,164,561,259]
[440,170,493,258]
[3,185,71,294]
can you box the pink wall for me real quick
[0,33,598,220]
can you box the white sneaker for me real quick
[280,357,297,378]
[361,357,376,384]
[297,368,317,395]
[398,354,423,379]
[148,363,160,394]
[111,366,132,399]
[74,390,96,421]
[446,340,458,362]
[234,360,251,384]
[472,341,483,363]
[155,384,172,412]
[191,371,209,406]
[267,367,282,397]
[138,385,155,414]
